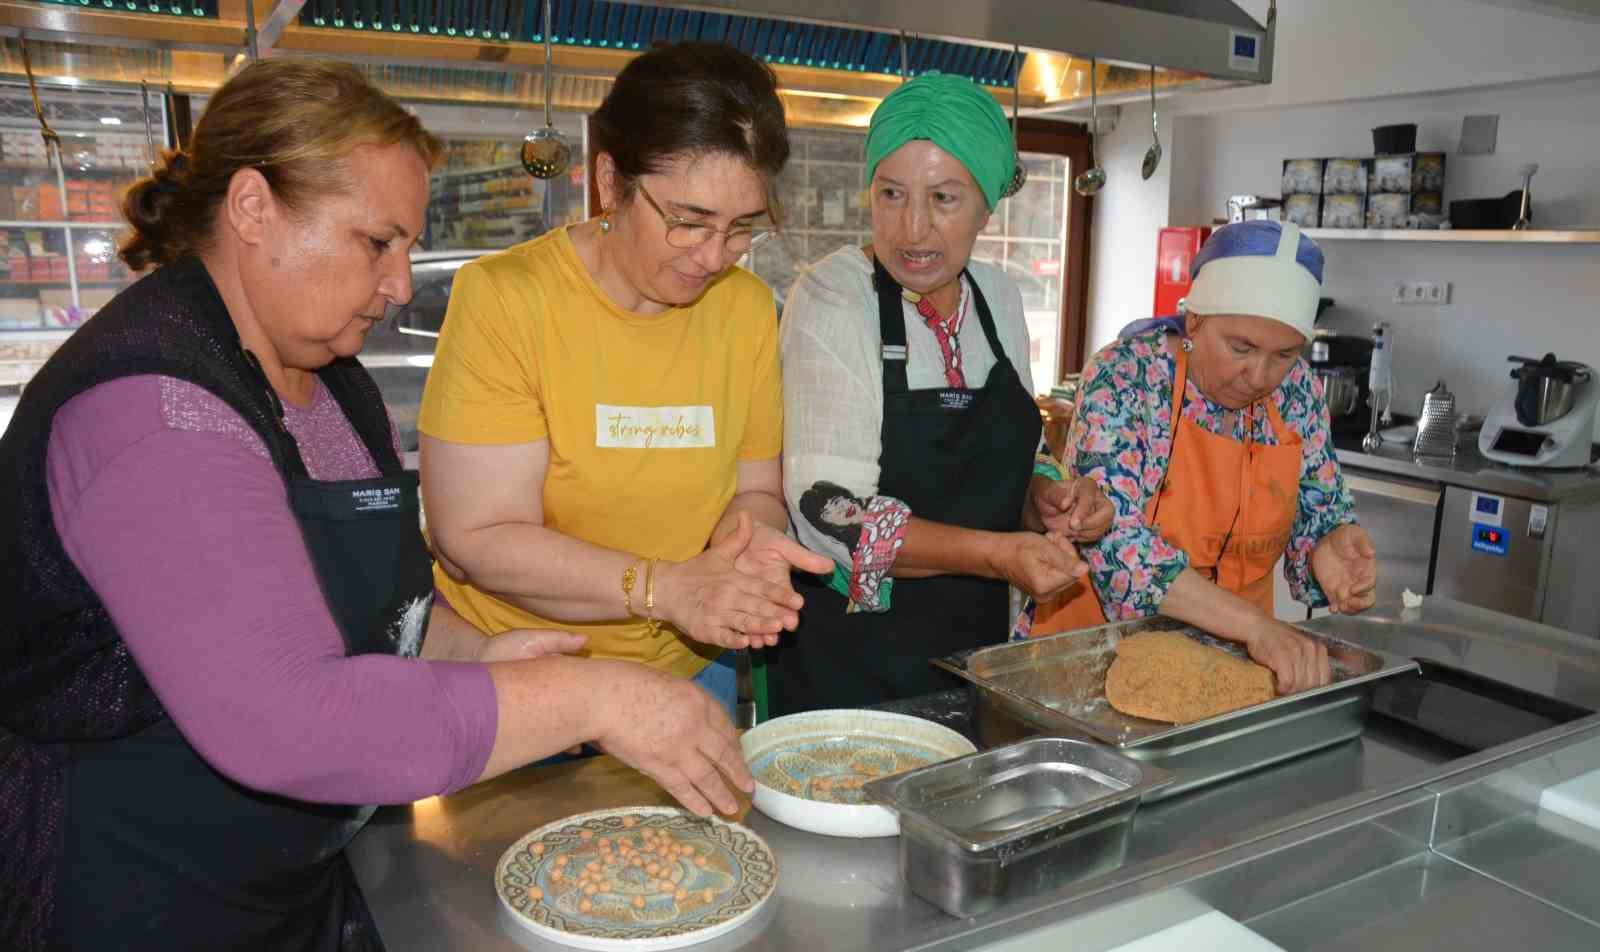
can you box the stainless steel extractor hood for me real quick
[0,0,1272,126]
[618,0,1276,84]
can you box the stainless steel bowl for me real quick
[1316,368,1363,419]
[1519,375,1583,426]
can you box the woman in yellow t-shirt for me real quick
[418,42,830,716]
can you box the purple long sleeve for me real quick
[45,375,498,805]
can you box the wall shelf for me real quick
[1302,228,1600,244]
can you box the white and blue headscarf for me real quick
[1121,221,1325,340]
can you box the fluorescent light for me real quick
[99,116,123,126]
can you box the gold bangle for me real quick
[643,558,660,634]
[620,559,641,617]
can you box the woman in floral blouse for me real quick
[1037,221,1378,695]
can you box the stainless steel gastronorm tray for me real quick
[864,737,1172,918]
[933,617,1419,801]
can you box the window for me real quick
[742,127,1076,392]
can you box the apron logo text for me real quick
[350,486,403,512]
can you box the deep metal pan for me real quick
[933,617,1419,800]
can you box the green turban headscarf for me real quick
[866,72,1016,210]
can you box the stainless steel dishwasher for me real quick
[1344,470,1442,607]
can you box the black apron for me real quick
[766,259,1041,714]
[54,350,434,952]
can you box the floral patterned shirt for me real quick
[1064,330,1355,620]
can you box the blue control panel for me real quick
[1471,523,1509,557]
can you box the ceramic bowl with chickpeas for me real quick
[741,709,978,838]
[495,806,778,950]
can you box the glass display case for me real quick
[0,82,159,335]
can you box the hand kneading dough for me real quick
[1105,631,1276,724]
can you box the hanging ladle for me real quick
[1072,59,1105,196]
[1001,45,1028,198]
[1141,66,1162,181]
[521,0,571,179]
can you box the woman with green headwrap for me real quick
[765,73,1114,714]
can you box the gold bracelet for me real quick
[643,558,661,634]
[620,559,642,617]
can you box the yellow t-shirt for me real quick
[417,228,782,678]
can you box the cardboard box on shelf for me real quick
[1322,158,1371,196]
[1321,194,1367,229]
[0,296,42,328]
[1281,159,1325,196]
[37,185,63,221]
[12,186,36,219]
[1366,191,1445,229]
[1284,194,1322,228]
[1371,153,1446,194]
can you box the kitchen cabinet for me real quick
[1337,440,1600,638]
[1344,470,1442,610]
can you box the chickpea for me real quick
[527,886,544,902]
[585,861,600,873]
[530,843,545,856]
[675,888,688,902]
[694,856,707,868]
[630,857,644,868]
[583,884,598,897]
[579,829,594,840]
[632,895,646,910]
[703,889,715,903]
[646,863,660,876]
[622,817,637,828]
[579,899,593,913]
[550,870,563,883]
[554,854,569,867]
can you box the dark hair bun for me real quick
[120,150,193,272]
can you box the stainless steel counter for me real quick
[1335,438,1600,504]
[347,598,1600,952]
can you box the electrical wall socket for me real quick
[1392,281,1451,305]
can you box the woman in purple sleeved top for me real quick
[0,61,752,952]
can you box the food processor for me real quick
[1479,353,1599,469]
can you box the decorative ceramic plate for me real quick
[741,709,977,838]
[495,806,778,951]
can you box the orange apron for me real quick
[1035,342,1301,634]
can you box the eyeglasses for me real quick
[634,180,773,255]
